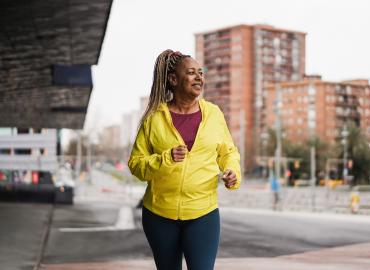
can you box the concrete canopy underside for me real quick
[0,0,113,129]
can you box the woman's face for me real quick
[170,57,204,99]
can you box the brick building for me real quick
[195,24,306,171]
[264,77,370,144]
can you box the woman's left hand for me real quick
[222,169,237,188]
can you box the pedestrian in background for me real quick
[270,174,280,210]
[128,49,241,270]
[350,191,360,214]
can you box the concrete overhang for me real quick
[0,0,113,129]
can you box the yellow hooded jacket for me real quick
[128,99,241,220]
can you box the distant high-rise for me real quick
[195,24,306,170]
[121,96,149,148]
[101,125,122,149]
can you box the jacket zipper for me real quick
[178,154,189,219]
[164,109,187,218]
[164,103,204,219]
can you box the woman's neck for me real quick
[169,98,200,114]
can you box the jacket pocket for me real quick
[182,194,211,210]
[153,194,178,210]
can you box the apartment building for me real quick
[195,24,306,170]
[264,77,370,144]
[0,128,58,183]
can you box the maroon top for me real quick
[170,110,202,151]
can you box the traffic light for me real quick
[32,171,39,185]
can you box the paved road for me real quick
[41,203,370,265]
[40,170,370,265]
[2,169,370,270]
[218,208,370,257]
[40,242,370,270]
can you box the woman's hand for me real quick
[171,145,188,162]
[222,169,237,188]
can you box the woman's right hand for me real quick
[171,145,188,162]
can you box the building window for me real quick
[232,53,242,62]
[0,149,11,155]
[232,45,242,52]
[308,120,316,130]
[15,149,32,155]
[232,35,242,42]
[308,86,316,96]
[346,86,352,94]
[17,128,29,134]
[275,54,282,65]
[336,107,343,115]
[308,110,316,119]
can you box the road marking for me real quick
[59,206,135,232]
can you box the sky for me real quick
[83,0,370,132]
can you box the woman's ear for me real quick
[168,73,177,88]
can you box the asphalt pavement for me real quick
[0,202,52,270]
[39,242,370,270]
[1,170,370,270]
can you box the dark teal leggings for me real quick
[142,207,220,270]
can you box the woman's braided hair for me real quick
[139,49,190,127]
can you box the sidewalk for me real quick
[0,203,52,270]
[41,242,370,270]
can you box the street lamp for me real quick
[74,130,82,180]
[260,132,269,180]
[274,84,282,184]
[308,83,316,210]
[341,125,349,183]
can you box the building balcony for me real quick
[0,132,56,151]
[0,155,58,171]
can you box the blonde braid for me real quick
[139,50,190,128]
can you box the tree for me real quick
[266,128,332,185]
[335,122,370,185]
[306,136,331,180]
[266,128,277,156]
[64,134,88,156]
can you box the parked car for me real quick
[319,179,344,188]
[0,165,74,204]
[294,179,310,187]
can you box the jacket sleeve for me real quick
[128,120,176,182]
[216,108,241,190]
